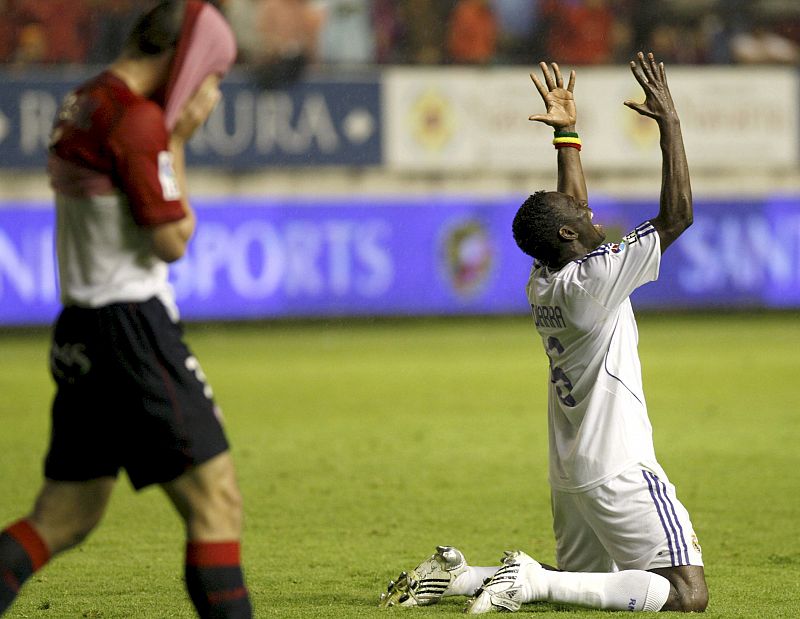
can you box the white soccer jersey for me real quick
[526,221,662,492]
[55,192,178,320]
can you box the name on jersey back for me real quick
[532,304,566,329]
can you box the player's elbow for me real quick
[152,242,186,263]
[680,202,693,231]
[669,195,693,236]
[675,214,692,238]
[150,223,190,262]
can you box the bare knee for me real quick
[667,588,708,612]
[29,479,113,554]
[191,478,244,538]
[655,566,708,612]
[163,453,245,540]
[30,511,99,553]
[687,588,709,612]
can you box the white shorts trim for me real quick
[551,462,703,572]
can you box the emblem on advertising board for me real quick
[409,89,456,151]
[439,218,494,298]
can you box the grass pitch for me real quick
[1,313,799,618]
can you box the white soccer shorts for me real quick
[551,462,704,572]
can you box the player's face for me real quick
[572,203,606,249]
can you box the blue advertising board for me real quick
[1,195,799,326]
[0,71,382,169]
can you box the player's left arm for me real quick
[529,62,588,205]
[624,52,692,254]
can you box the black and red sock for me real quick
[185,541,252,619]
[0,519,50,615]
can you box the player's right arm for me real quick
[148,140,197,263]
[529,62,588,205]
[624,52,692,254]
[150,75,222,262]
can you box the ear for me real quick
[558,225,579,241]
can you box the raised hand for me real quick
[624,52,678,124]
[624,52,691,254]
[528,61,577,129]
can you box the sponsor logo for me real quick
[158,151,181,200]
[622,230,640,245]
[171,218,394,302]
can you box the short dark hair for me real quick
[122,1,185,58]
[512,191,575,265]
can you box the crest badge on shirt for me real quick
[158,151,181,200]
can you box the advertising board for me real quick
[1,195,798,326]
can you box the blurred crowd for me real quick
[1,0,799,69]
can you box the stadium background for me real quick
[1,2,799,618]
[1,0,800,324]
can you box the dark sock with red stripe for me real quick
[0,520,50,614]
[185,541,252,619]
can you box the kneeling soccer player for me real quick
[379,53,708,614]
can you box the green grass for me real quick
[1,313,799,618]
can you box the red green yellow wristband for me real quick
[553,130,581,150]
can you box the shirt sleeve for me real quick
[572,221,661,310]
[108,101,186,227]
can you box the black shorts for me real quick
[45,298,229,490]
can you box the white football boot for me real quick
[464,550,543,614]
[379,545,468,608]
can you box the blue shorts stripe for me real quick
[643,470,680,566]
[656,473,690,564]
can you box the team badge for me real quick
[691,533,702,554]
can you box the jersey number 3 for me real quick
[546,336,576,407]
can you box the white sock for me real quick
[538,570,671,611]
[449,566,501,597]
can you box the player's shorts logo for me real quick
[438,218,494,298]
[50,342,92,384]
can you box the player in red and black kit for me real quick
[0,2,252,617]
